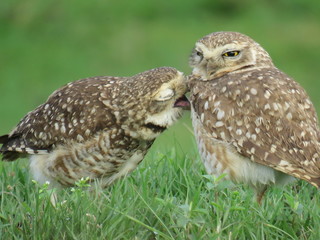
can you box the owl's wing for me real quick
[0,77,121,160]
[190,70,320,187]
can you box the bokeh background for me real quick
[1,0,320,160]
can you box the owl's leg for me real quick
[50,191,58,207]
[29,154,62,188]
[255,185,268,204]
[29,155,65,207]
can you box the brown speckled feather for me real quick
[190,68,320,187]
[0,67,189,187]
[189,31,320,202]
[2,67,183,154]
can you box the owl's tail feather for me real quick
[0,134,24,161]
[0,134,9,144]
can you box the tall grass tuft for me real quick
[1,150,320,239]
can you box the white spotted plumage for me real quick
[189,31,320,202]
[0,67,190,188]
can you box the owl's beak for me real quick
[207,61,231,79]
[174,95,190,110]
[206,61,218,78]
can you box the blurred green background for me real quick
[1,0,320,158]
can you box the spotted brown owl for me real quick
[188,31,320,202]
[0,67,190,188]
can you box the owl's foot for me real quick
[256,186,268,205]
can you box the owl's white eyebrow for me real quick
[222,48,240,53]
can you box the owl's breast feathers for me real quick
[189,68,320,187]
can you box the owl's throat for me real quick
[144,123,166,133]
[209,64,255,79]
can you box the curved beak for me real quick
[174,95,190,110]
[206,60,218,78]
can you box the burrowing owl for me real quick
[188,31,320,202]
[0,67,190,188]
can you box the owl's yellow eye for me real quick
[223,51,240,57]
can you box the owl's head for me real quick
[114,67,190,140]
[189,31,274,80]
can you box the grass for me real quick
[1,148,320,239]
[1,1,320,239]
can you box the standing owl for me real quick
[0,67,190,188]
[188,31,320,202]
